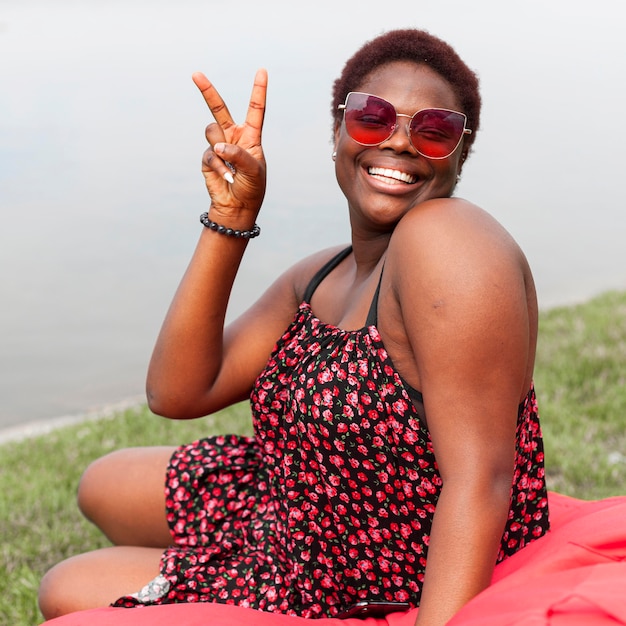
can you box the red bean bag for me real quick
[42,492,626,625]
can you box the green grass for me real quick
[0,405,253,625]
[534,290,626,499]
[1,290,625,625]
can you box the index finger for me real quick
[192,72,235,130]
[245,68,268,136]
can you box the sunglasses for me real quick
[338,92,472,159]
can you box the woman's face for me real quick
[334,61,467,230]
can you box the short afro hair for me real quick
[332,29,481,156]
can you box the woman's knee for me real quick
[76,446,175,546]
[39,547,164,619]
[38,557,87,620]
[77,449,126,523]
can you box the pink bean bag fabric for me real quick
[42,492,626,625]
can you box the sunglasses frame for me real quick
[338,91,472,160]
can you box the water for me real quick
[1,0,625,430]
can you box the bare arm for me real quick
[146,70,297,418]
[386,199,533,626]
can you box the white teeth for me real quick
[368,167,417,184]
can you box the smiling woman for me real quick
[2,1,625,434]
[35,27,623,626]
[333,62,470,227]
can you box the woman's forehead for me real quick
[356,61,462,111]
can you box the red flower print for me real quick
[116,305,549,618]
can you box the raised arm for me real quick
[385,199,535,626]
[146,70,297,419]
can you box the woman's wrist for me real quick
[199,212,260,239]
[205,202,260,230]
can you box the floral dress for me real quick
[113,247,549,617]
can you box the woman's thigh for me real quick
[78,446,176,548]
[38,545,163,620]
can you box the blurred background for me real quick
[1,0,624,430]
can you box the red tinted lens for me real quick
[410,109,466,158]
[343,93,396,145]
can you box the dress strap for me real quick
[303,246,353,303]
[365,270,384,327]
[365,268,424,405]
[304,245,383,327]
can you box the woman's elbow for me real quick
[146,387,201,420]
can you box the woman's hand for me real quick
[192,69,267,221]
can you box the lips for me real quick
[368,166,417,185]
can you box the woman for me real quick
[39,29,549,626]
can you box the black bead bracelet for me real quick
[199,212,260,239]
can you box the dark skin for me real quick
[38,62,538,626]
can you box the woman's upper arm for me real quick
[212,275,300,402]
[181,247,345,417]
[388,199,531,483]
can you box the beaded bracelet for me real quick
[199,212,261,239]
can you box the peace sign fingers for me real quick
[192,70,268,216]
[192,69,266,146]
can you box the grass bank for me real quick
[535,290,626,497]
[1,290,625,625]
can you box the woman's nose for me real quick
[380,114,417,154]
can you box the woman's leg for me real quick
[38,545,163,619]
[38,446,177,619]
[77,446,176,547]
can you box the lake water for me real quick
[1,0,625,431]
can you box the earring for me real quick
[332,150,337,161]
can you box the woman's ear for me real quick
[332,124,340,161]
[457,149,469,176]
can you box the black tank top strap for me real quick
[303,246,353,303]
[365,270,384,327]
[365,267,424,405]
[305,248,424,404]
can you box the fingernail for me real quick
[223,171,235,184]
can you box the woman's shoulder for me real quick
[397,197,516,241]
[275,244,352,303]
[287,244,351,278]
[390,197,526,271]
[385,197,532,301]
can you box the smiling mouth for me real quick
[367,167,417,185]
